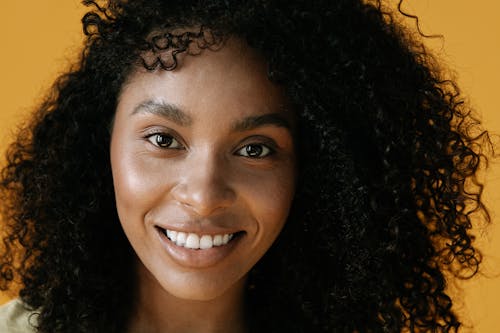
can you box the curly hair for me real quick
[0,0,491,332]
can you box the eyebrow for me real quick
[131,100,291,131]
[131,100,193,126]
[231,113,291,132]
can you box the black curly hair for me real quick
[0,0,491,332]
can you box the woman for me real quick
[0,0,491,332]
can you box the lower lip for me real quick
[156,228,243,268]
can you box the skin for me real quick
[110,38,297,333]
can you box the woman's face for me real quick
[110,39,296,301]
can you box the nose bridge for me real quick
[172,147,236,216]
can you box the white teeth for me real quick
[176,232,187,246]
[213,234,223,246]
[185,234,200,249]
[199,235,213,249]
[166,230,178,242]
[164,229,236,250]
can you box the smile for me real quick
[163,229,235,250]
[155,226,245,268]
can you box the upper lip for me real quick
[154,223,243,236]
[151,212,246,235]
[157,225,243,236]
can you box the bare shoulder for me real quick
[0,299,38,333]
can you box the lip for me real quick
[156,224,243,236]
[155,226,245,268]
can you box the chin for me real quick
[157,271,248,302]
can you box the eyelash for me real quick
[144,132,275,158]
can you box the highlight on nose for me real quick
[171,171,237,216]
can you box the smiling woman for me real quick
[0,1,493,333]
[111,40,296,326]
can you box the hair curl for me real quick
[0,0,491,332]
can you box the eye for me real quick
[146,133,183,149]
[236,144,274,158]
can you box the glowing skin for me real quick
[110,39,296,333]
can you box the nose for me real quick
[171,152,237,217]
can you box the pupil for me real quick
[246,145,262,157]
[156,135,172,147]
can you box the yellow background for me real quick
[0,1,499,332]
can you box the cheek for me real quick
[243,166,296,234]
[110,140,172,226]
[112,154,148,217]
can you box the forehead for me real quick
[117,38,292,124]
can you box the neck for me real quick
[127,263,248,333]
